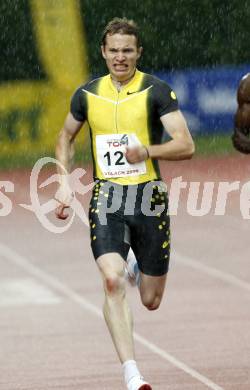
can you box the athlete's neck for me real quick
[111,69,136,91]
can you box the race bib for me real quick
[96,133,147,178]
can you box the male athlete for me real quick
[55,18,194,390]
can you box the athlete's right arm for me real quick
[55,112,84,219]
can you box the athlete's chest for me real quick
[86,89,149,134]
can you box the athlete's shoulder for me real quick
[73,75,105,95]
[141,71,173,92]
[140,71,178,115]
[70,75,108,121]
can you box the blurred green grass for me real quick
[194,133,235,156]
[0,133,236,170]
[0,147,91,170]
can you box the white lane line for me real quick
[173,250,250,293]
[0,242,224,390]
[0,244,101,318]
[0,277,61,306]
[134,333,223,390]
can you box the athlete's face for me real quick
[101,33,142,82]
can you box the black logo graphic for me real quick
[127,91,137,95]
[120,134,129,145]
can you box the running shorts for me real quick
[88,180,170,276]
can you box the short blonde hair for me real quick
[101,17,140,47]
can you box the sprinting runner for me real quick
[55,17,195,390]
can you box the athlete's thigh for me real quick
[130,189,170,276]
[139,272,167,302]
[97,252,125,279]
[96,252,127,296]
[89,182,129,261]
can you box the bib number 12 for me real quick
[96,133,146,178]
[103,151,125,166]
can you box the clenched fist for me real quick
[125,145,149,163]
[55,179,74,220]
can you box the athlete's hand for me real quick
[55,202,70,220]
[55,181,74,220]
[125,145,149,163]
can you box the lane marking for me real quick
[173,250,250,293]
[0,242,224,390]
[0,277,61,306]
[134,333,223,390]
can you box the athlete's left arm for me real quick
[125,110,195,163]
[148,110,195,161]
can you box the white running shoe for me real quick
[127,375,152,390]
[125,248,140,286]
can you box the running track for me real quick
[0,155,250,389]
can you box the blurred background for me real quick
[0,0,250,169]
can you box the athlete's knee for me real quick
[104,272,125,296]
[141,293,162,311]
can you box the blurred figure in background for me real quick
[232,73,250,153]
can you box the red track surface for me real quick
[0,155,250,390]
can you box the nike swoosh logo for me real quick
[127,91,137,95]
